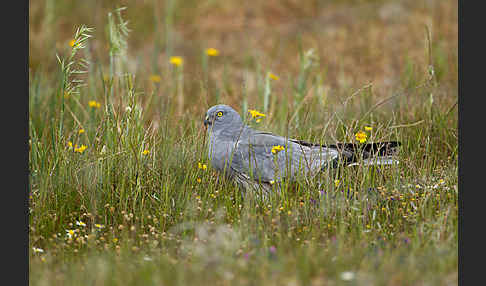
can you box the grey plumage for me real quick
[203,104,400,196]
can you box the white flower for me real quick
[340,271,355,281]
[32,247,44,254]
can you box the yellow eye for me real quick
[217,111,223,117]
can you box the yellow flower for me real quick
[74,145,88,153]
[248,109,266,120]
[88,100,101,109]
[78,129,85,135]
[271,145,285,154]
[197,178,202,183]
[149,74,161,83]
[206,48,220,57]
[269,180,275,185]
[69,39,76,47]
[113,238,118,243]
[170,56,183,66]
[268,72,280,81]
[94,224,104,229]
[364,126,373,131]
[76,221,86,227]
[66,229,76,239]
[198,162,207,170]
[355,131,367,143]
[68,141,86,153]
[334,179,340,187]
[142,150,150,155]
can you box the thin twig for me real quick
[389,120,425,129]
[445,100,458,116]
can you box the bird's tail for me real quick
[329,141,401,167]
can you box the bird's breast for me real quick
[208,137,237,173]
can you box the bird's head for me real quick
[203,104,243,134]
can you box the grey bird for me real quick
[203,104,400,196]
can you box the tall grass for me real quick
[29,2,457,285]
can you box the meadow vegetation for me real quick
[29,0,457,285]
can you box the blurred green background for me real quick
[29,0,457,115]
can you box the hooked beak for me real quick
[203,114,211,127]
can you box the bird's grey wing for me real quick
[232,131,339,182]
[229,134,278,183]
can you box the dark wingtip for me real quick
[329,141,401,160]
